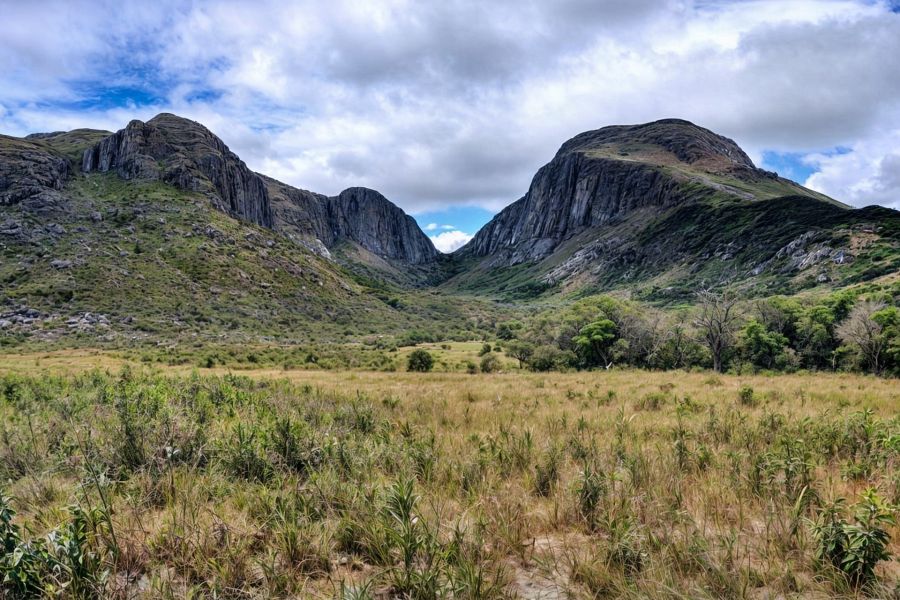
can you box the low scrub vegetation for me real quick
[0,368,896,598]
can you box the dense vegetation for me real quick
[488,283,900,377]
[0,368,896,598]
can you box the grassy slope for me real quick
[0,172,506,350]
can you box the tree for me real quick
[573,318,617,368]
[694,290,741,373]
[496,321,522,341]
[656,316,704,370]
[837,301,889,374]
[873,306,900,374]
[739,319,789,370]
[796,304,838,369]
[505,340,534,368]
[407,349,434,372]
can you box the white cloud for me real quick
[424,223,438,231]
[805,129,900,209]
[430,230,473,253]
[1,1,899,213]
[440,224,455,230]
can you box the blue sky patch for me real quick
[760,151,817,184]
[413,205,495,235]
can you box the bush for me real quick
[407,349,434,372]
[480,354,501,373]
[737,386,757,407]
[812,489,895,589]
[478,343,492,356]
[529,346,559,371]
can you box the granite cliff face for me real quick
[326,188,438,264]
[82,113,274,227]
[265,180,438,264]
[82,114,437,264]
[447,119,897,299]
[457,119,833,266]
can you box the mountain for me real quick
[80,113,438,266]
[0,115,482,347]
[450,119,899,300]
[2,113,898,348]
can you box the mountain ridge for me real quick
[447,118,896,300]
[80,113,438,265]
[1,113,898,348]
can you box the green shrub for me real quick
[407,349,434,372]
[737,385,757,407]
[480,354,501,373]
[812,489,895,589]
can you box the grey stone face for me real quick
[82,113,437,264]
[457,119,775,265]
[82,113,274,228]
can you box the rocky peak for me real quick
[265,178,438,264]
[82,113,273,227]
[326,187,438,264]
[457,119,825,265]
[556,118,756,171]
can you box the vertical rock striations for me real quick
[326,188,438,264]
[82,113,273,228]
[457,119,821,266]
[82,113,437,264]
[0,135,70,211]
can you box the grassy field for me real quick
[0,355,897,598]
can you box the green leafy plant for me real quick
[812,489,895,589]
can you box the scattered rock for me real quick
[0,219,23,236]
[50,259,72,269]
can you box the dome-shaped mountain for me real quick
[449,119,896,299]
[458,119,837,265]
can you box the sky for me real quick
[1,1,899,252]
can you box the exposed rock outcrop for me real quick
[266,179,437,264]
[461,156,696,264]
[457,119,825,266]
[0,135,70,211]
[326,188,438,264]
[82,113,274,228]
[82,113,437,264]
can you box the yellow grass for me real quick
[0,350,898,598]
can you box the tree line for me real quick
[491,287,900,376]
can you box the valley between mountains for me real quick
[1,113,900,599]
[1,113,898,371]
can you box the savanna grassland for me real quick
[0,353,897,599]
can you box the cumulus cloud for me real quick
[430,230,473,253]
[805,130,900,209]
[1,0,899,213]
